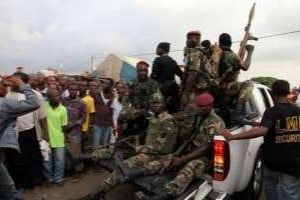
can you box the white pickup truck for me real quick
[188,83,273,200]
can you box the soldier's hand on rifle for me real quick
[169,157,184,168]
[245,44,254,52]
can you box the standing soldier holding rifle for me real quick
[215,3,257,125]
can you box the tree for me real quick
[250,77,278,88]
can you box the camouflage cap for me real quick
[150,91,165,103]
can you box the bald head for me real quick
[47,89,61,106]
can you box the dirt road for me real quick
[26,169,138,200]
[26,169,265,200]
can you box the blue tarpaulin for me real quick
[96,54,143,83]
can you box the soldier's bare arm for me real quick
[219,126,267,141]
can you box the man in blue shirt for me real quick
[0,75,40,199]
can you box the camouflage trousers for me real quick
[145,157,209,196]
[101,152,208,197]
[224,80,254,104]
[92,148,115,160]
[102,153,160,192]
[176,106,198,140]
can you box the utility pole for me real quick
[90,56,94,73]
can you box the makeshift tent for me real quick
[96,54,143,82]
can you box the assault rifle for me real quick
[218,2,258,87]
[85,134,141,152]
[238,2,258,60]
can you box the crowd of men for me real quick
[0,30,299,200]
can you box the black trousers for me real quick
[5,127,44,189]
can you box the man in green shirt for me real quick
[44,89,68,186]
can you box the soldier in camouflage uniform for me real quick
[216,33,255,124]
[82,92,178,200]
[129,61,159,110]
[118,61,159,137]
[181,31,215,106]
[180,32,216,156]
[136,93,225,200]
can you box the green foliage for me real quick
[251,76,278,88]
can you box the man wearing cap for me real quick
[219,80,300,200]
[181,31,212,106]
[150,42,183,113]
[82,92,178,200]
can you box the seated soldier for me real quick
[135,93,225,200]
[81,92,178,200]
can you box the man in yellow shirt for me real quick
[79,80,95,151]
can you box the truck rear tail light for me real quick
[213,140,230,181]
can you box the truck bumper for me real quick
[193,181,230,200]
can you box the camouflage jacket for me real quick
[138,112,178,155]
[128,78,159,110]
[183,47,216,92]
[192,110,225,150]
[218,48,241,82]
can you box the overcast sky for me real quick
[0,0,300,86]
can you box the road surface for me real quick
[26,168,265,200]
[26,169,138,200]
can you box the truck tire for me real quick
[232,149,264,200]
